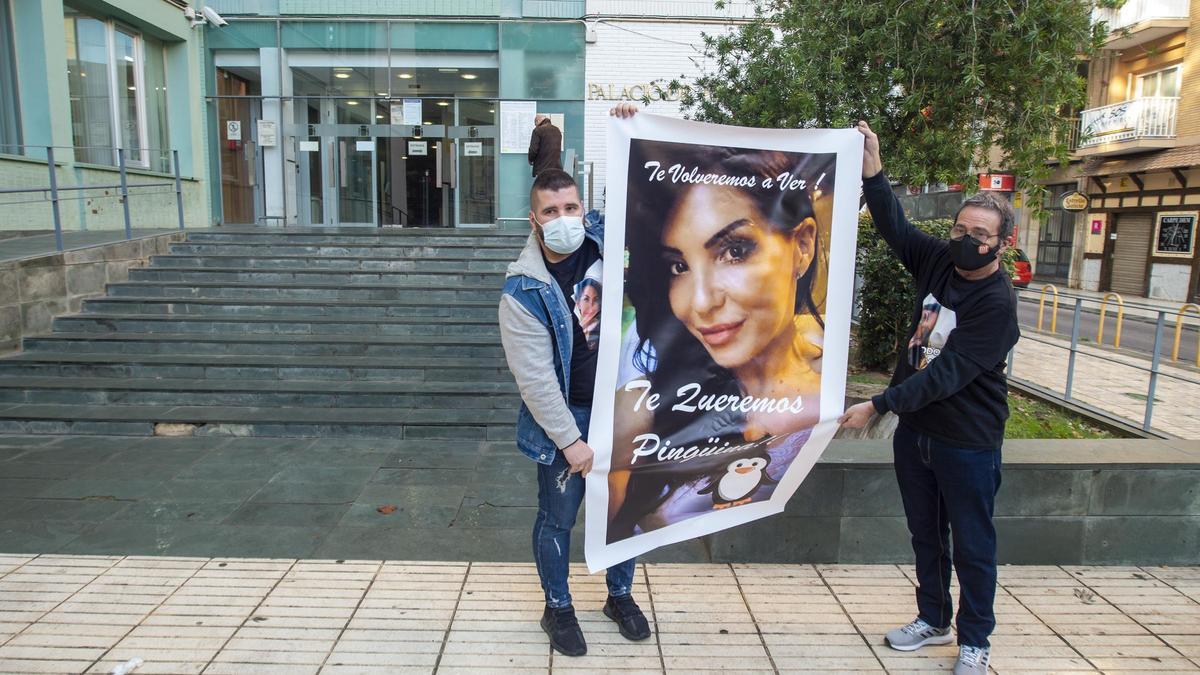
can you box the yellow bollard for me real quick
[1097,292,1125,349]
[1037,284,1060,334]
[1172,303,1200,367]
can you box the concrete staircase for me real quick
[0,227,529,439]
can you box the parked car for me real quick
[1010,248,1032,288]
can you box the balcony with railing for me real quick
[1076,96,1179,156]
[1093,0,1190,48]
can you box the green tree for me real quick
[672,0,1108,206]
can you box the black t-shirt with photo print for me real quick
[545,238,602,406]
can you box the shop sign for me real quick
[1154,212,1197,257]
[978,173,1015,191]
[1061,191,1088,212]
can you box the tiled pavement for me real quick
[0,556,1197,674]
[1011,333,1200,439]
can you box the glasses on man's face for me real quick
[949,223,998,245]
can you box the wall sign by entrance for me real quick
[1061,191,1088,212]
[499,101,537,154]
[1154,212,1197,257]
[408,141,428,156]
[587,82,691,102]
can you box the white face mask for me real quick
[535,214,585,255]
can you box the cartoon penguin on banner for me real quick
[697,449,777,509]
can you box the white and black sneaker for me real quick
[884,618,954,651]
[954,645,990,675]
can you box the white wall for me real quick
[1081,258,1103,292]
[584,16,745,210]
[1149,262,1193,301]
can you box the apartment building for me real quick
[1037,0,1200,302]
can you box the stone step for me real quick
[82,297,499,319]
[169,242,523,259]
[0,376,519,408]
[129,267,506,286]
[0,352,512,382]
[0,403,516,439]
[24,332,505,358]
[54,314,499,337]
[106,281,503,303]
[188,230,529,247]
[150,254,511,273]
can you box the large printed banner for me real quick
[585,114,863,572]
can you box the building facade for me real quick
[200,0,587,229]
[1032,0,1200,302]
[0,0,210,233]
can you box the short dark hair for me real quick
[956,191,1015,241]
[530,169,578,205]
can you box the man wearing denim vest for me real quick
[498,168,650,657]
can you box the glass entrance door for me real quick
[336,136,377,227]
[292,98,497,227]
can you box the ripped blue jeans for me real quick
[533,404,636,608]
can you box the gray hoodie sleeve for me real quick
[498,294,581,449]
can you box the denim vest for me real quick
[503,222,604,465]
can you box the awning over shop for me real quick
[1080,144,1200,177]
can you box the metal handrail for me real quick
[1097,292,1125,349]
[0,143,181,151]
[0,146,185,251]
[1037,284,1060,334]
[1174,304,1200,367]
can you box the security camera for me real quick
[201,7,228,27]
[184,6,228,28]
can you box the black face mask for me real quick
[948,235,999,271]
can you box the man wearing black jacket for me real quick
[840,121,1020,675]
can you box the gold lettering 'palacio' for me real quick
[587,82,690,101]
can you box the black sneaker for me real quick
[603,594,651,641]
[541,605,587,656]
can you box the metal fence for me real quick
[0,145,185,251]
[1011,285,1200,436]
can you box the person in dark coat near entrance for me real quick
[529,114,563,177]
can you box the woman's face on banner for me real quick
[578,284,600,325]
[662,184,815,370]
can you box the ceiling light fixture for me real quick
[397,73,413,79]
[346,100,359,106]
[437,68,459,73]
[334,73,351,79]
[437,101,449,107]
[461,73,477,80]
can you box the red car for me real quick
[1010,248,1032,288]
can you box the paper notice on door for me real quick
[257,120,277,147]
[408,141,428,156]
[299,141,319,152]
[463,142,483,157]
[500,101,537,154]
[355,140,374,152]
[403,99,422,126]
